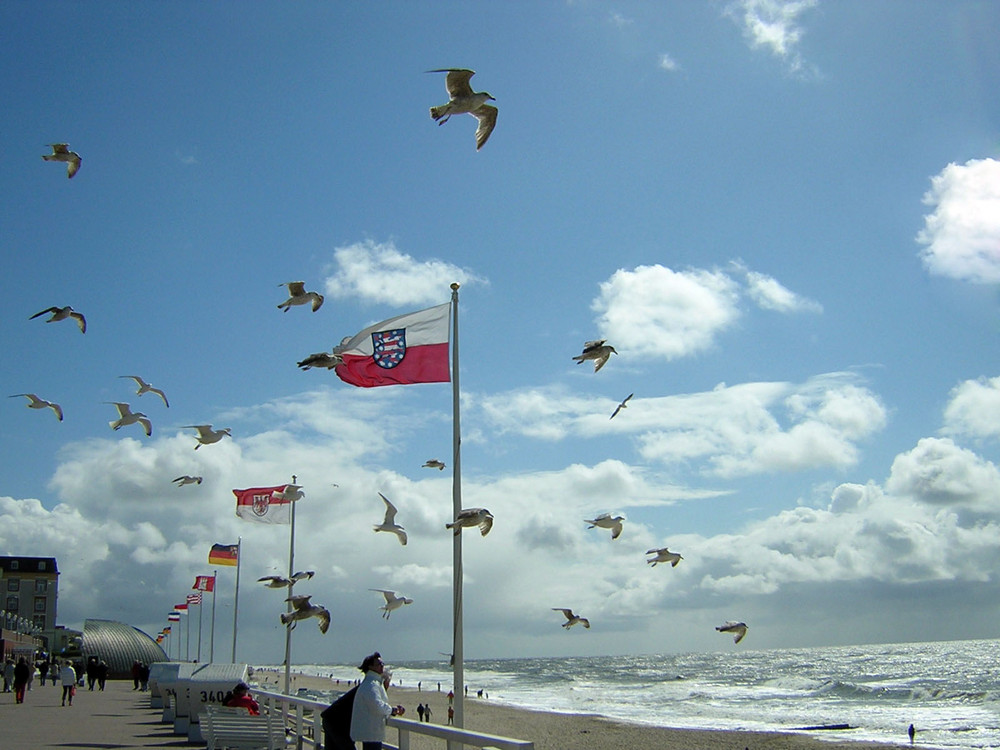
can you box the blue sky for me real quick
[2,1,999,666]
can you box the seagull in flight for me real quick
[553,608,590,629]
[646,547,683,567]
[573,340,617,372]
[428,68,498,150]
[9,393,63,421]
[119,375,169,407]
[374,492,407,546]
[280,595,330,634]
[297,350,342,370]
[277,281,324,312]
[29,306,86,333]
[716,621,748,644]
[423,459,446,471]
[172,475,202,486]
[106,402,152,436]
[183,424,231,449]
[43,143,82,178]
[370,589,414,619]
[610,393,634,420]
[584,513,624,540]
[446,507,494,537]
[258,570,314,588]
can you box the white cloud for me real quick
[917,158,1000,284]
[942,375,1000,439]
[592,264,741,361]
[885,437,1000,510]
[323,239,486,305]
[736,265,823,313]
[725,0,817,74]
[658,54,680,72]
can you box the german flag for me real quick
[208,543,239,566]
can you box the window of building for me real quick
[7,578,19,592]
[5,596,17,611]
[34,597,46,612]
[10,560,19,570]
[34,579,46,593]
[38,561,46,571]
[33,614,45,629]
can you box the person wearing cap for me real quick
[224,682,260,715]
[350,652,404,749]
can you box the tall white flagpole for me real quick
[186,604,191,661]
[209,570,217,662]
[231,538,242,663]
[449,282,465,733]
[197,596,203,662]
[282,476,297,695]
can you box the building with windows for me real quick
[0,556,59,655]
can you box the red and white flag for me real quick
[334,302,450,388]
[187,593,202,606]
[174,603,188,613]
[193,575,215,592]
[233,485,293,525]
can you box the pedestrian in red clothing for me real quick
[224,682,260,715]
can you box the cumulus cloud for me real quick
[659,54,680,72]
[323,239,486,305]
[942,375,1000,439]
[917,158,1000,284]
[885,437,1000,509]
[725,0,817,74]
[731,260,823,313]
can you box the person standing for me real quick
[423,703,432,723]
[38,659,49,686]
[349,652,404,750]
[417,703,425,722]
[97,660,108,691]
[60,661,77,706]
[131,660,141,690]
[13,657,30,703]
[2,659,13,692]
[908,724,916,745]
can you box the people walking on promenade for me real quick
[13,657,30,703]
[60,661,78,706]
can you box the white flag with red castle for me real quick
[334,302,450,387]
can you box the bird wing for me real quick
[378,493,398,524]
[610,404,624,419]
[109,402,131,418]
[593,351,611,372]
[310,293,324,312]
[50,401,64,421]
[473,104,498,150]
[316,607,331,634]
[29,307,60,320]
[478,512,494,536]
[287,595,312,611]
[438,68,475,98]
[51,143,70,154]
[582,339,606,352]
[284,281,306,296]
[66,156,81,178]
[552,608,573,620]
[138,417,152,436]
[148,387,169,407]
[623,393,634,405]
[120,375,146,388]
[610,520,623,539]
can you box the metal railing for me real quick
[253,688,534,750]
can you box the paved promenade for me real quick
[0,678,198,748]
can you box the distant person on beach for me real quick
[60,661,77,706]
[13,657,30,703]
[447,705,454,724]
[224,682,260,715]
[350,651,404,750]
[908,724,916,745]
[423,703,432,722]
[417,703,425,721]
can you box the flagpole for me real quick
[283,476,297,696]
[178,609,184,663]
[186,603,191,661]
[449,282,465,732]
[210,570,217,662]
[197,596,203,662]
[231,537,242,663]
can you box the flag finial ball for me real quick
[450,282,460,291]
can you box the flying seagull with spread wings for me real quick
[106,402,152,436]
[428,68,498,150]
[423,459,446,470]
[573,340,617,372]
[374,492,407,546]
[43,143,82,178]
[172,475,202,486]
[446,507,494,537]
[277,281,324,312]
[183,424,231,449]
[9,393,63,421]
[370,589,414,619]
[584,513,625,540]
[610,393,634,419]
[280,595,330,634]
[29,305,86,333]
[716,621,748,644]
[119,375,169,407]
[553,608,590,629]
[646,547,683,567]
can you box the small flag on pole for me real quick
[193,575,216,592]
[162,626,172,634]
[233,486,293,524]
[187,592,202,606]
[334,302,451,387]
[174,603,188,613]
[209,543,239,566]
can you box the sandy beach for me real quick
[254,670,915,750]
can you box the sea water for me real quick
[292,639,999,750]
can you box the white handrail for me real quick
[253,688,534,750]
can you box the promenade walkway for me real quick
[0,678,196,748]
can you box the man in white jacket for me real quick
[350,652,404,749]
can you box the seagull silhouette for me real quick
[573,340,617,372]
[446,507,494,537]
[106,402,152,436]
[716,621,748,644]
[297,350,342,370]
[584,513,624,540]
[29,306,86,333]
[374,493,407,545]
[172,475,202,486]
[119,375,169,407]
[610,393,634,419]
[280,595,330,634]
[552,608,590,629]
[370,589,414,619]
[9,393,63,421]
[428,69,498,150]
[277,281,324,312]
[422,459,446,470]
[43,143,81,178]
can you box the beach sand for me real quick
[254,670,914,750]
